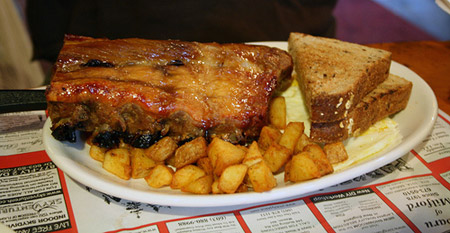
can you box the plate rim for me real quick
[43,41,438,207]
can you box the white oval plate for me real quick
[43,42,438,207]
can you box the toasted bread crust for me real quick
[288,32,392,123]
[309,74,412,143]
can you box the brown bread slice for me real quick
[309,74,412,143]
[288,32,392,123]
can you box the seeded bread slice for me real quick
[309,74,412,143]
[288,32,392,123]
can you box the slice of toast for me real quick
[309,74,412,143]
[288,32,392,123]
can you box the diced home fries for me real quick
[269,96,287,130]
[88,95,349,194]
[130,148,161,179]
[258,126,282,151]
[323,142,349,164]
[144,164,174,188]
[170,137,207,169]
[218,164,248,194]
[102,148,132,180]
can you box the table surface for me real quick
[368,41,450,115]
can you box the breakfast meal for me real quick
[45,33,412,195]
[288,32,412,143]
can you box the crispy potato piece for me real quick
[242,141,263,167]
[206,138,219,168]
[172,137,207,168]
[235,183,249,193]
[263,143,292,173]
[212,179,223,194]
[236,145,249,154]
[258,126,282,151]
[89,145,107,162]
[303,144,333,176]
[144,164,174,188]
[207,138,246,176]
[218,164,248,194]
[170,165,206,189]
[248,161,277,192]
[182,175,213,194]
[103,148,131,180]
[323,142,349,164]
[279,122,304,153]
[165,153,176,167]
[269,96,287,129]
[285,152,320,182]
[196,157,214,176]
[294,133,315,154]
[130,148,160,179]
[144,136,178,162]
[243,173,252,188]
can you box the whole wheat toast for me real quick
[309,74,412,143]
[288,32,392,123]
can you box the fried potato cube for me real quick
[279,122,304,153]
[181,175,213,194]
[207,138,246,176]
[103,148,131,180]
[144,164,174,188]
[212,179,223,194]
[235,183,249,193]
[130,148,160,179]
[303,144,333,176]
[206,138,219,167]
[236,145,249,154]
[196,157,214,176]
[323,142,349,164]
[263,143,292,173]
[218,164,248,194]
[247,161,277,192]
[269,96,287,129]
[172,137,207,168]
[258,126,282,151]
[294,133,315,154]
[243,173,252,189]
[165,153,176,167]
[144,136,178,162]
[285,152,320,182]
[242,141,263,167]
[170,165,206,189]
[89,145,107,162]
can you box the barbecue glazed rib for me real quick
[46,35,293,148]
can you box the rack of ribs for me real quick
[46,35,293,148]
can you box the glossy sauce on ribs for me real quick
[46,35,292,147]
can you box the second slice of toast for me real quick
[309,74,412,143]
[288,32,392,123]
